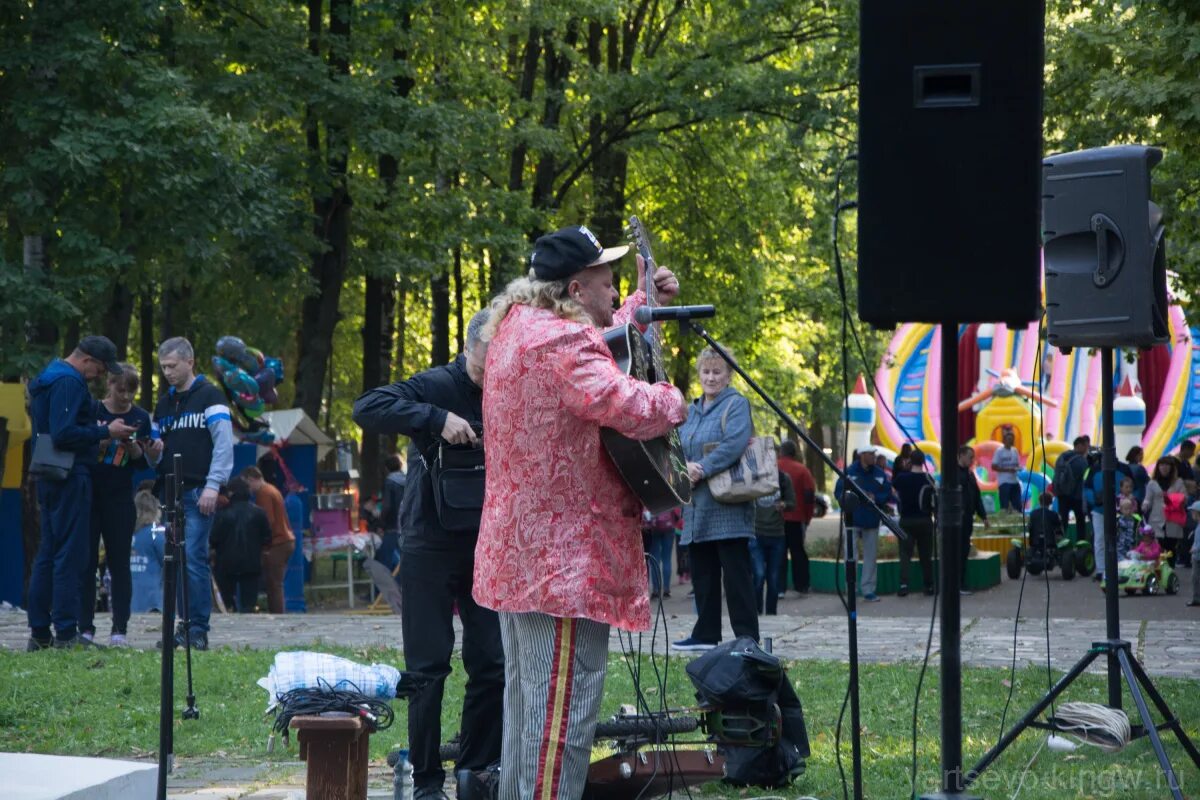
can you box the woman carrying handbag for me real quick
[672,347,760,651]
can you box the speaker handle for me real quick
[1091,213,1125,288]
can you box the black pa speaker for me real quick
[857,1,1045,328]
[1043,145,1169,350]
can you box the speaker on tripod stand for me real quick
[966,145,1200,800]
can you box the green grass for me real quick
[1,644,1198,798]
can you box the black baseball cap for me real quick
[77,335,122,376]
[529,225,629,281]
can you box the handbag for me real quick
[28,434,75,481]
[1164,492,1187,526]
[428,442,486,532]
[705,401,778,503]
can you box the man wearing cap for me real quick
[26,336,137,650]
[834,446,893,602]
[353,309,499,800]
[474,225,687,800]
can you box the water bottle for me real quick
[393,748,414,800]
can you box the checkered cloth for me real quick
[258,650,401,709]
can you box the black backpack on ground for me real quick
[685,637,810,787]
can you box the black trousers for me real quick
[216,570,260,613]
[689,538,759,643]
[1058,494,1087,540]
[401,547,504,791]
[898,516,934,590]
[80,491,134,636]
[782,520,810,593]
[960,522,975,581]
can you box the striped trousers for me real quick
[497,611,610,800]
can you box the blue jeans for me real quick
[749,535,787,614]
[27,473,92,639]
[998,482,1022,512]
[178,487,214,634]
[644,531,674,595]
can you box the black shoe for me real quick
[897,584,909,597]
[53,635,106,650]
[25,636,52,652]
[1187,601,1200,607]
[415,787,449,800]
[187,631,209,651]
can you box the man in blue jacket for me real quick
[26,336,137,650]
[834,447,893,602]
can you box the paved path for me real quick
[4,595,1199,679]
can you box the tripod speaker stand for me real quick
[963,348,1200,798]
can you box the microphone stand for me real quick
[156,455,201,800]
[678,318,905,800]
[157,463,180,800]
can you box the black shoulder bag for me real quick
[428,442,486,532]
[29,434,75,481]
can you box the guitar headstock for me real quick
[627,215,658,308]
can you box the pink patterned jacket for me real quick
[473,293,688,631]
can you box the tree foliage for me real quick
[2,1,1195,488]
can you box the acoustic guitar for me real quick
[601,216,692,513]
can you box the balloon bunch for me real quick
[212,335,285,442]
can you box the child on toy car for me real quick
[1131,525,1162,562]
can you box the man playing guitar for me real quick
[473,225,687,800]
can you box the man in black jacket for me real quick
[957,445,990,595]
[353,309,500,800]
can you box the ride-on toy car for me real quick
[1102,551,1179,596]
[1007,534,1095,580]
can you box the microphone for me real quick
[633,305,716,325]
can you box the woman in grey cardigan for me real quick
[1143,456,1185,566]
[672,347,759,651]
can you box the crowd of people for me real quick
[26,334,297,652]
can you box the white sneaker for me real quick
[109,634,129,647]
[79,631,95,643]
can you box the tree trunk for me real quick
[24,235,57,354]
[430,266,450,367]
[139,292,155,410]
[529,23,578,217]
[294,0,354,421]
[495,25,541,291]
[161,283,193,346]
[395,276,408,379]
[100,282,134,359]
[453,244,465,354]
[805,416,827,490]
[360,275,392,497]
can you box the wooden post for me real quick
[290,712,371,800]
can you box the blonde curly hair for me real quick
[483,269,592,341]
